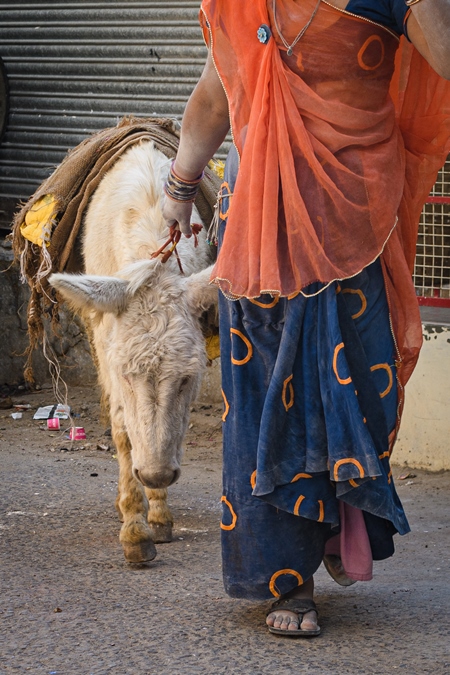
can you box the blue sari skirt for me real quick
[217,149,410,600]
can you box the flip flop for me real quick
[323,554,357,587]
[267,597,321,637]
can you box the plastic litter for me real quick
[68,427,86,441]
[33,404,71,420]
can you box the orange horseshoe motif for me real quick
[341,288,368,320]
[221,389,230,422]
[291,473,312,483]
[333,458,365,482]
[220,496,237,531]
[293,494,305,516]
[370,363,394,398]
[219,181,231,220]
[249,296,280,309]
[269,569,304,598]
[282,375,295,412]
[230,328,253,366]
[333,343,352,385]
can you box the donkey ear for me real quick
[49,273,129,315]
[185,266,218,316]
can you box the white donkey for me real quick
[50,141,218,563]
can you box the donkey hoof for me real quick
[149,523,173,544]
[123,539,157,563]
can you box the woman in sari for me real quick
[162,0,450,636]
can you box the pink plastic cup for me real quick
[69,427,86,441]
[47,418,60,430]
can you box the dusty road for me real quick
[0,385,449,675]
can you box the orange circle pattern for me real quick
[282,375,295,412]
[230,328,253,366]
[333,458,365,482]
[221,389,230,422]
[249,296,280,309]
[219,181,231,220]
[357,35,385,71]
[341,288,368,320]
[333,343,352,385]
[220,496,237,531]
[291,473,312,483]
[370,363,394,398]
[269,569,304,598]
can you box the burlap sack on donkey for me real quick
[12,116,222,381]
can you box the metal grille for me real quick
[0,0,213,229]
[413,155,450,306]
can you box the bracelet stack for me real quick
[164,162,203,203]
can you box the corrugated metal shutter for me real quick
[0,0,211,229]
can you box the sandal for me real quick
[323,554,357,587]
[267,597,321,637]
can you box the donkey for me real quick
[50,141,218,563]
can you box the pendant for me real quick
[287,47,293,56]
[257,24,272,45]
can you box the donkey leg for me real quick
[144,488,173,543]
[114,427,157,563]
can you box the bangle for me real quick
[405,0,423,6]
[164,162,204,203]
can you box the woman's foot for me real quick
[266,577,320,635]
[323,554,357,586]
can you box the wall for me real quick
[395,322,450,471]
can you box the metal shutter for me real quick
[0,1,208,229]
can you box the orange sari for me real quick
[200,0,450,388]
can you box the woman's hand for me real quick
[162,196,194,237]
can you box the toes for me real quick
[300,609,319,632]
[266,610,299,631]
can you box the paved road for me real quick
[0,387,449,674]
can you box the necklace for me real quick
[272,0,321,56]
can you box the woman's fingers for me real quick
[162,197,193,237]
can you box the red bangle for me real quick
[171,162,203,185]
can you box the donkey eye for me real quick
[179,376,190,390]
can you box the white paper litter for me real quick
[33,404,71,420]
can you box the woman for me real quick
[162,0,450,636]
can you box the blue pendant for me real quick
[257,24,272,45]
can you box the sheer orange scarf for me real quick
[200,0,450,384]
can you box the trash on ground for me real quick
[97,443,110,451]
[33,404,71,420]
[10,412,23,420]
[398,472,417,480]
[47,418,60,430]
[68,427,86,441]
[13,403,32,410]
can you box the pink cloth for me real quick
[325,503,373,581]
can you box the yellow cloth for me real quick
[20,194,58,247]
[205,333,221,360]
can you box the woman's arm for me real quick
[406,1,450,78]
[163,51,230,236]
